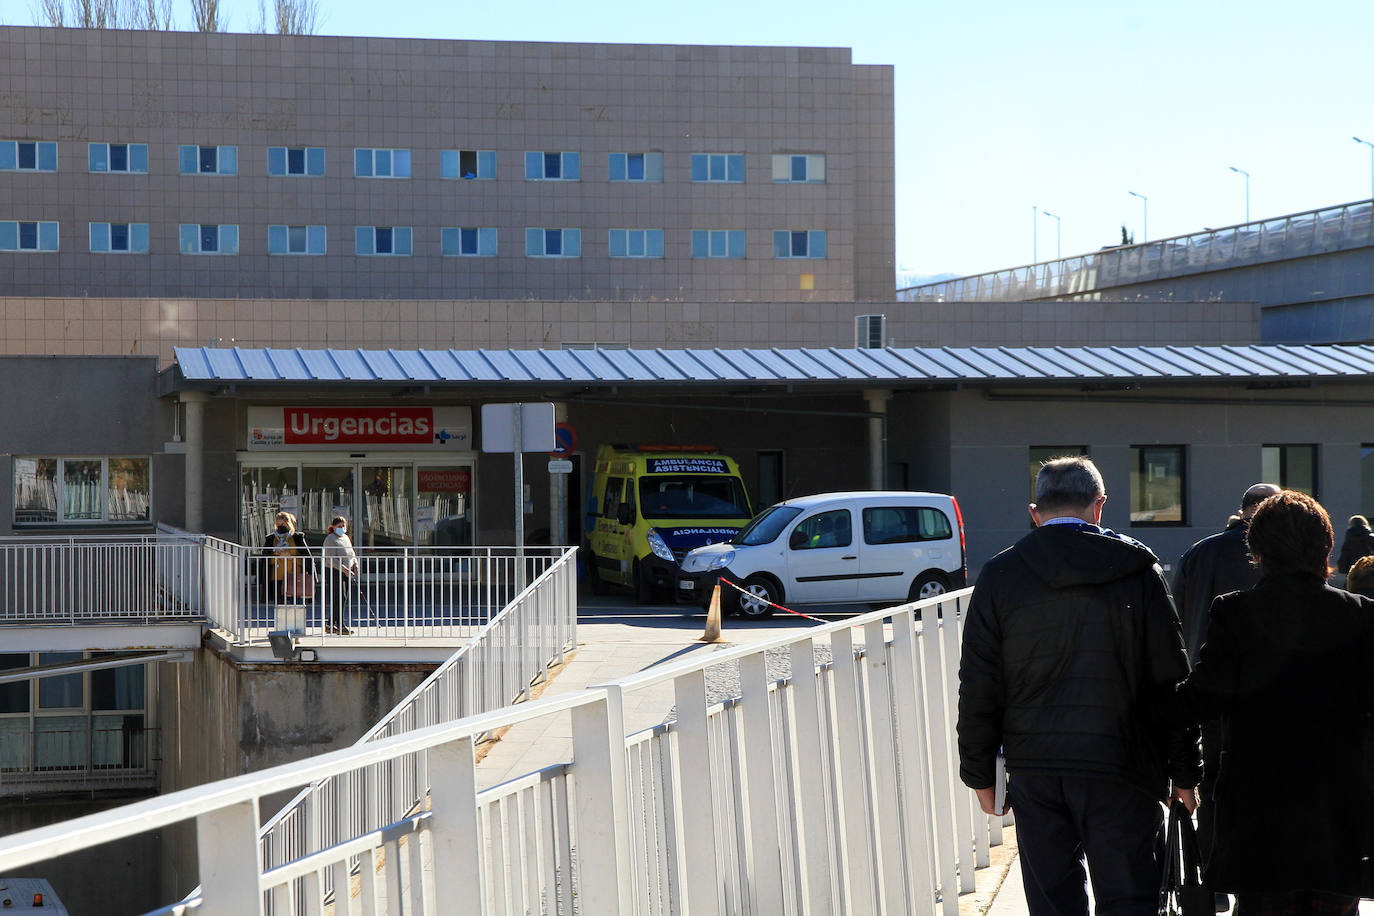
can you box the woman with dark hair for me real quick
[1173,491,1374,915]
[1337,514,1374,575]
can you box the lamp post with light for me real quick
[1228,166,1250,223]
[1128,191,1148,242]
[1041,210,1061,259]
[1354,136,1374,200]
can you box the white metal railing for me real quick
[0,534,204,624]
[199,539,566,644]
[0,588,1007,916]
[256,547,577,911]
[0,721,156,796]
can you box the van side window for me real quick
[621,478,636,518]
[603,477,622,519]
[862,506,953,544]
[789,509,852,550]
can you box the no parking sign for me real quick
[549,422,577,456]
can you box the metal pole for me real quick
[1042,211,1061,258]
[1129,191,1148,242]
[1355,137,1374,200]
[513,404,525,592]
[1032,205,1037,262]
[1229,166,1250,223]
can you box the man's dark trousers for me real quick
[1010,772,1164,916]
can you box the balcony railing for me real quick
[0,720,156,797]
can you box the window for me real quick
[772,153,826,183]
[1261,444,1317,496]
[608,152,663,182]
[789,509,853,550]
[440,227,497,257]
[178,145,237,175]
[0,221,59,252]
[354,148,411,178]
[89,222,149,254]
[773,229,827,259]
[524,151,580,181]
[602,477,625,519]
[690,153,745,183]
[1029,446,1088,501]
[13,457,151,524]
[179,224,238,255]
[355,226,413,256]
[525,228,581,258]
[608,229,664,259]
[267,146,325,177]
[268,225,327,256]
[440,149,495,180]
[862,506,953,544]
[1130,445,1185,525]
[691,229,746,259]
[89,143,148,174]
[0,141,58,172]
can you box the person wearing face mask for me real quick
[261,511,310,605]
[322,515,358,635]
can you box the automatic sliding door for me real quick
[362,465,412,547]
[416,466,473,547]
[240,466,299,546]
[299,466,356,542]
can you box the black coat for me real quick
[1173,520,1260,663]
[1337,522,1374,574]
[1172,574,1374,896]
[958,523,1200,799]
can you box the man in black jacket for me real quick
[958,456,1200,916]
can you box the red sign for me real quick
[283,408,434,445]
[418,469,471,493]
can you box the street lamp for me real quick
[1041,210,1061,259]
[1032,205,1038,262]
[1354,136,1374,200]
[1128,191,1148,242]
[1228,166,1250,223]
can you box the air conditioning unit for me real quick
[855,314,886,348]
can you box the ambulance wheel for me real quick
[587,551,608,596]
[633,558,654,604]
[736,575,779,619]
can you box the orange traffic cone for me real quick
[700,582,723,643]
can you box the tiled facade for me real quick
[0,296,1259,363]
[0,27,894,303]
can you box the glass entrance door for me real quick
[241,466,298,547]
[299,466,356,542]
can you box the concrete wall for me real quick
[0,27,884,304]
[0,796,163,916]
[929,385,1374,579]
[0,296,1258,362]
[158,648,433,902]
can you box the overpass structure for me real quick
[899,198,1374,344]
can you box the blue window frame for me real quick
[524,151,580,181]
[178,224,238,255]
[440,150,496,180]
[178,145,237,175]
[773,229,827,259]
[440,227,498,257]
[267,147,325,177]
[89,143,148,174]
[89,222,149,254]
[691,229,747,259]
[690,153,745,183]
[608,152,663,182]
[525,228,581,258]
[0,221,59,252]
[0,141,58,172]
[355,226,413,256]
[267,225,327,255]
[354,148,411,178]
[608,229,664,258]
[772,153,825,183]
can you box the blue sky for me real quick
[15,0,1374,280]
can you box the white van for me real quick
[677,491,966,617]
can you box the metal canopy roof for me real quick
[170,344,1374,388]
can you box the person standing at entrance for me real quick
[1172,482,1278,913]
[957,456,1199,916]
[322,515,358,635]
[262,511,309,604]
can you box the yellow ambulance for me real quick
[585,445,753,602]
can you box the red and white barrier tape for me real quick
[716,576,832,624]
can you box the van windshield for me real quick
[638,475,752,520]
[731,505,802,546]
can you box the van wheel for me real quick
[587,552,608,596]
[909,572,950,603]
[737,575,779,619]
[633,559,654,604]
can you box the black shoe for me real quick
[1215,893,1230,913]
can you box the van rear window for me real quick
[862,506,953,544]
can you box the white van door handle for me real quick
[841,555,857,560]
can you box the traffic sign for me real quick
[548,459,573,474]
[550,422,578,456]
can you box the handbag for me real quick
[1159,799,1213,916]
[285,570,315,601]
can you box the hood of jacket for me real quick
[1014,523,1161,589]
